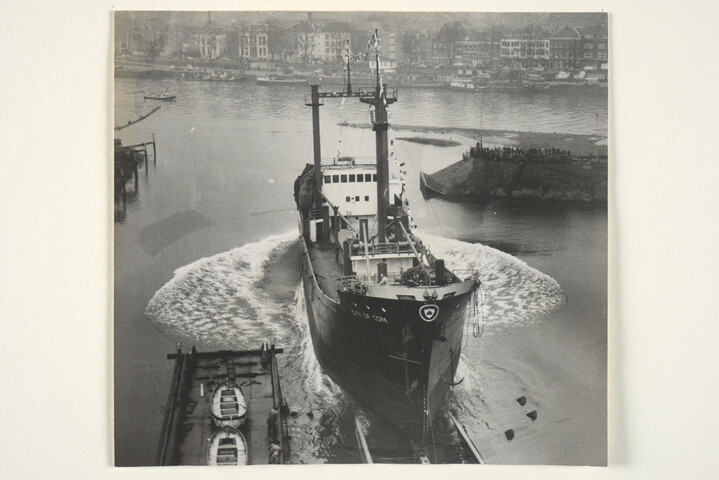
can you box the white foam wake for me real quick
[417,231,567,332]
[144,230,297,349]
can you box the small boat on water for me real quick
[256,74,307,85]
[144,92,176,100]
[476,80,537,94]
[448,77,475,91]
[207,426,248,466]
[211,379,248,428]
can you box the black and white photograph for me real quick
[8,2,719,478]
[113,11,607,466]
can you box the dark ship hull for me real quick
[295,36,481,446]
[299,236,476,443]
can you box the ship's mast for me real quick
[306,30,397,239]
[345,39,352,95]
[359,30,396,243]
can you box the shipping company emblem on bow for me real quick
[419,304,439,322]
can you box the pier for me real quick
[156,344,290,465]
[114,136,156,219]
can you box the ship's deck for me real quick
[156,346,288,465]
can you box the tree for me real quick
[487,24,505,69]
[400,30,420,66]
[266,20,285,61]
[437,21,465,66]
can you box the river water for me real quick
[114,77,607,466]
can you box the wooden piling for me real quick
[152,133,157,165]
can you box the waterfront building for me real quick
[225,29,241,61]
[199,33,226,59]
[455,39,500,68]
[304,30,352,63]
[548,25,607,71]
[242,24,270,60]
[576,25,608,71]
[500,38,550,69]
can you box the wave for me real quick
[418,231,567,333]
[144,230,297,349]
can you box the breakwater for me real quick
[425,156,607,202]
[421,132,607,203]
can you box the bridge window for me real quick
[341,175,347,183]
[372,174,377,182]
[346,196,351,202]
[364,195,369,201]
[365,174,372,182]
[332,175,339,183]
[324,175,331,184]
[357,174,364,182]
[355,196,360,202]
[349,174,356,182]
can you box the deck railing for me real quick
[337,268,478,291]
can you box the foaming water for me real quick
[418,231,567,333]
[283,283,354,463]
[145,230,297,349]
[116,76,604,465]
[144,227,567,462]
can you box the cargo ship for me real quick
[294,32,482,446]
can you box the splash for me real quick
[418,231,567,333]
[291,282,346,404]
[145,230,298,349]
[283,283,350,463]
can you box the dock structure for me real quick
[449,414,486,464]
[353,412,487,464]
[114,137,156,214]
[156,344,290,466]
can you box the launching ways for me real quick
[354,413,486,464]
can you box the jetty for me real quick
[156,344,291,466]
[114,137,156,218]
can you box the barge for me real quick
[155,344,290,465]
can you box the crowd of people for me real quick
[465,141,573,163]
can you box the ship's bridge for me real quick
[321,156,402,222]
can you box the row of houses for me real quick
[116,20,606,71]
[424,25,607,71]
[115,20,390,66]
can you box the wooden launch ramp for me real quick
[354,413,486,464]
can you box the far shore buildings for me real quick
[242,24,269,61]
[114,12,607,76]
[548,25,608,71]
[500,38,550,69]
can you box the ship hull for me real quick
[300,237,475,444]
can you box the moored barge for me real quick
[156,344,290,465]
